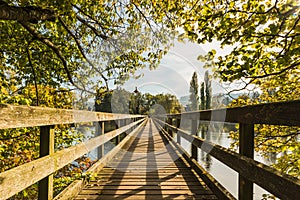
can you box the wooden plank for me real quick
[86,181,205,186]
[52,180,84,200]
[164,100,300,126]
[75,194,218,200]
[81,185,212,191]
[156,119,300,199]
[92,175,200,180]
[79,188,213,195]
[0,104,144,129]
[0,118,145,200]
[53,118,148,200]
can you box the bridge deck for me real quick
[75,119,218,199]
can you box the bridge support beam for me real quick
[176,118,181,145]
[167,118,173,137]
[191,119,198,161]
[38,126,54,200]
[116,120,121,145]
[239,123,254,200]
[96,121,105,159]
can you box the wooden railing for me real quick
[154,100,300,200]
[0,104,146,200]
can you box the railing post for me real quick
[191,119,198,160]
[167,118,173,137]
[176,118,181,144]
[96,121,105,159]
[38,126,54,200]
[239,123,254,200]
[126,119,131,133]
[116,120,121,145]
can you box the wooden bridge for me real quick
[0,100,300,200]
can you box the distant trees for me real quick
[95,87,181,115]
[204,71,212,109]
[152,93,182,114]
[200,82,205,110]
[189,72,199,111]
[189,70,212,111]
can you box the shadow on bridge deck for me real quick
[74,119,218,200]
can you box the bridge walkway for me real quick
[75,119,218,200]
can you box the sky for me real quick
[121,40,236,98]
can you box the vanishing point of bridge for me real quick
[0,101,300,200]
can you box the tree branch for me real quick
[76,16,109,40]
[19,21,76,86]
[227,78,256,97]
[265,132,299,139]
[26,44,39,106]
[0,0,56,23]
[246,61,300,79]
[58,17,109,89]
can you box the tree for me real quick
[200,82,205,110]
[189,72,199,111]
[199,71,212,110]
[154,93,182,114]
[204,70,212,109]
[0,0,174,99]
[95,87,112,113]
[174,0,300,89]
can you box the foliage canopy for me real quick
[0,0,174,97]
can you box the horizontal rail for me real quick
[155,118,300,200]
[162,100,300,126]
[0,118,145,200]
[0,104,144,129]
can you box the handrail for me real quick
[161,100,300,126]
[0,104,146,200]
[154,100,300,200]
[0,104,144,129]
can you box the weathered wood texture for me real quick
[74,119,219,200]
[156,119,300,200]
[164,100,300,126]
[0,118,145,200]
[0,104,144,129]
[53,119,148,200]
